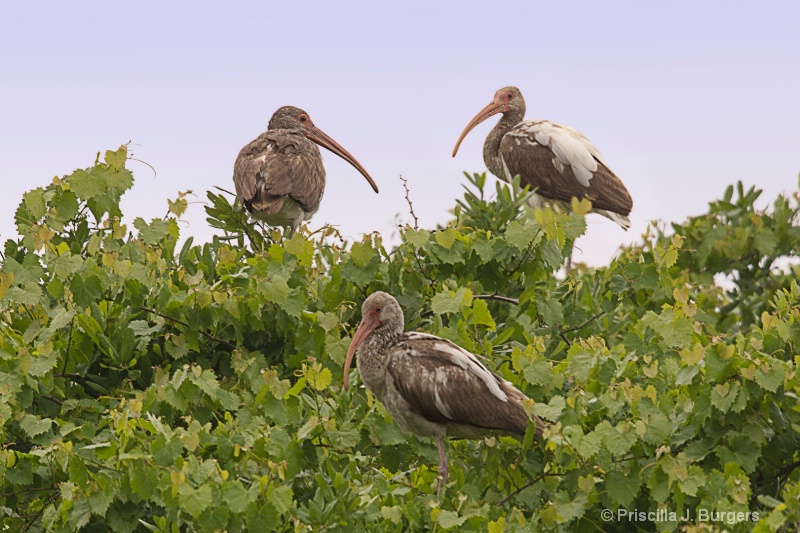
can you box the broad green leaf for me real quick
[606,470,639,506]
[404,227,430,248]
[533,395,565,421]
[20,415,53,437]
[66,168,106,200]
[350,239,375,268]
[222,481,252,514]
[104,146,128,170]
[5,285,42,305]
[269,485,294,515]
[755,363,784,392]
[436,510,467,529]
[284,234,314,266]
[179,483,213,519]
[471,298,496,329]
[435,228,458,249]
[133,217,176,245]
[431,287,472,315]
[261,277,290,305]
[522,358,553,387]
[53,253,84,280]
[710,381,739,413]
[505,220,536,250]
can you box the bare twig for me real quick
[777,459,800,479]
[557,311,605,347]
[755,459,800,488]
[55,373,85,381]
[559,331,572,347]
[420,293,519,318]
[0,486,59,499]
[40,395,62,406]
[473,293,519,305]
[561,311,606,334]
[138,306,236,349]
[400,175,419,230]
[495,471,563,506]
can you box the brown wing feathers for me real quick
[501,138,633,216]
[232,132,323,215]
[387,345,531,435]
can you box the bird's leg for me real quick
[565,240,574,273]
[435,435,448,498]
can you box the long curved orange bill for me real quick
[452,100,505,157]
[307,126,379,194]
[343,312,381,391]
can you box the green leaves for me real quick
[532,395,565,421]
[431,287,472,315]
[19,415,53,438]
[2,149,800,531]
[471,299,496,329]
[65,146,133,221]
[133,217,178,245]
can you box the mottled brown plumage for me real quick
[343,291,545,497]
[453,86,633,229]
[233,106,378,236]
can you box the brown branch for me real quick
[495,471,563,506]
[473,294,519,305]
[420,292,520,318]
[558,311,606,346]
[776,459,800,480]
[20,492,59,532]
[559,331,572,347]
[561,311,606,334]
[399,175,418,230]
[138,307,236,349]
[54,373,85,381]
[1,486,59,499]
[40,395,62,406]
[755,459,800,488]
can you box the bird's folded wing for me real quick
[387,334,530,435]
[501,120,633,215]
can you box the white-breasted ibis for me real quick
[343,291,545,497]
[452,86,633,229]
[233,106,379,236]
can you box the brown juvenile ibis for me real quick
[452,86,633,229]
[233,106,379,236]
[343,291,545,497]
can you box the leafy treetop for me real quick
[1,147,799,532]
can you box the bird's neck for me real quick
[483,111,522,179]
[356,325,404,394]
[362,326,403,357]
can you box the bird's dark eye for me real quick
[375,307,382,313]
[507,93,514,100]
[298,114,308,123]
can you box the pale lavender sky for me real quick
[1,0,798,265]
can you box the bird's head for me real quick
[268,106,379,193]
[343,291,404,390]
[268,106,313,131]
[452,86,526,157]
